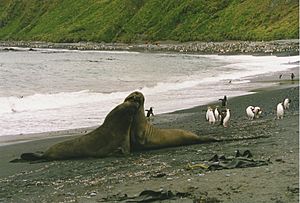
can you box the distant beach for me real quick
[0,39,299,55]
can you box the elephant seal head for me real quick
[124,91,145,108]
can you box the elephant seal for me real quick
[16,96,140,161]
[125,91,218,151]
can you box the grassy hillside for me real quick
[0,0,298,43]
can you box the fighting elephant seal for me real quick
[16,96,140,161]
[125,91,218,151]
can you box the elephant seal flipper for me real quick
[13,97,139,162]
[10,152,46,163]
[21,152,44,161]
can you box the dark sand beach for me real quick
[0,80,299,202]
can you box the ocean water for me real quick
[0,48,298,137]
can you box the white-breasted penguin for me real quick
[221,108,231,127]
[223,108,231,127]
[253,106,262,118]
[206,107,210,121]
[276,102,284,119]
[214,106,221,121]
[246,106,255,120]
[283,98,291,110]
[206,106,216,124]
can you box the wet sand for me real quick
[0,82,299,202]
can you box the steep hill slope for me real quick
[0,0,298,42]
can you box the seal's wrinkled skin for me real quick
[125,91,217,151]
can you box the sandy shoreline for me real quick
[0,81,298,202]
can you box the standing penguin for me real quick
[208,109,216,125]
[145,107,154,117]
[206,106,210,121]
[283,98,291,110]
[214,106,221,121]
[223,108,231,127]
[291,73,295,81]
[219,95,227,107]
[221,108,231,127]
[253,106,262,118]
[246,106,255,120]
[206,106,216,124]
[276,102,284,119]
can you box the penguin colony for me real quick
[205,97,291,127]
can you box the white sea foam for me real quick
[230,80,251,84]
[0,90,127,114]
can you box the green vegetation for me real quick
[0,0,298,43]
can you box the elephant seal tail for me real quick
[10,152,47,163]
